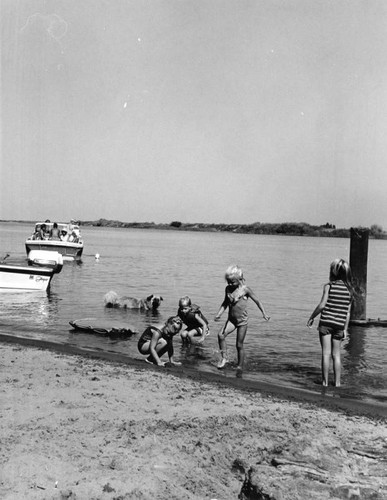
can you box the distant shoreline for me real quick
[1,218,386,239]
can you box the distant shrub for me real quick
[370,224,385,238]
[170,221,182,228]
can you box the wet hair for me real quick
[329,259,353,296]
[225,265,244,282]
[178,296,191,308]
[165,315,183,332]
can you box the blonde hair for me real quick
[225,265,244,282]
[178,296,191,308]
[329,259,353,296]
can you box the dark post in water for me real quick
[349,227,369,321]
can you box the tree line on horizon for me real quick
[82,219,387,239]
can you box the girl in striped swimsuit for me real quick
[307,259,353,387]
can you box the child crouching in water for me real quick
[307,259,353,387]
[215,265,270,371]
[177,296,209,345]
[137,316,183,367]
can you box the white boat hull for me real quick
[0,264,54,291]
[25,240,83,261]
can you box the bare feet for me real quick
[217,358,227,369]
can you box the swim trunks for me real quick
[318,325,345,341]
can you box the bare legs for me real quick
[319,333,342,387]
[139,338,168,363]
[235,325,247,370]
[319,334,331,386]
[331,338,342,387]
[218,322,247,370]
[180,329,190,345]
[181,328,204,345]
[217,322,233,368]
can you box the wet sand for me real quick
[1,336,386,499]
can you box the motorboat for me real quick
[0,251,63,292]
[25,221,84,261]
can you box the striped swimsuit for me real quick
[319,280,351,330]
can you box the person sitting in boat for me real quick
[137,316,183,367]
[49,222,62,241]
[68,219,80,242]
[37,224,49,240]
[32,225,42,240]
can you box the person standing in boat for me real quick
[49,222,62,241]
[137,316,183,366]
[307,259,353,387]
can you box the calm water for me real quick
[1,221,387,407]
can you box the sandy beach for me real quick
[1,340,386,500]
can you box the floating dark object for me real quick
[349,318,387,327]
[69,319,137,338]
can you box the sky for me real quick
[1,0,387,228]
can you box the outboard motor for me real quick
[27,250,64,274]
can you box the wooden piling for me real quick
[349,227,369,321]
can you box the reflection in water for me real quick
[46,290,61,321]
[343,326,387,397]
[0,291,52,328]
[344,326,367,376]
[101,307,162,331]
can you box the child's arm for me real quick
[214,292,228,321]
[342,302,352,338]
[307,283,330,327]
[149,329,166,366]
[194,313,209,343]
[246,287,270,321]
[214,305,226,321]
[167,341,181,366]
[343,312,350,339]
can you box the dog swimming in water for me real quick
[103,291,163,311]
